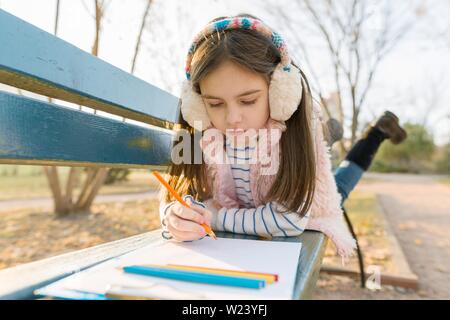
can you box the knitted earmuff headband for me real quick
[180,16,303,131]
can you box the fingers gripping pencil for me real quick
[152,171,217,240]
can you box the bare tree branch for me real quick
[81,0,96,20]
[54,0,60,35]
[131,0,153,74]
[300,0,417,145]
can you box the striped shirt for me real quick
[218,135,310,237]
[226,136,255,208]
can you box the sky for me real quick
[1,0,449,145]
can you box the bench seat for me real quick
[0,230,327,300]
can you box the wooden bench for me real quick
[0,9,328,300]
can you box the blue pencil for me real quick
[121,265,266,289]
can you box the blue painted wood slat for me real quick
[0,9,180,128]
[0,91,175,167]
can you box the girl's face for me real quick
[199,60,270,134]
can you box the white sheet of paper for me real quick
[37,237,302,300]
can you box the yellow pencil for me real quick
[142,264,277,284]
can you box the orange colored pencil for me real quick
[168,264,278,281]
[152,171,217,240]
[163,264,278,283]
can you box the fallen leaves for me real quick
[0,198,161,270]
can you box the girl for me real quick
[159,14,357,258]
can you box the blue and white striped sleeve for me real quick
[211,202,310,237]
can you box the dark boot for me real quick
[373,111,407,144]
[346,111,407,170]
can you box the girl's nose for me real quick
[226,105,242,126]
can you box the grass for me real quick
[0,175,51,200]
[0,166,160,201]
[437,177,450,188]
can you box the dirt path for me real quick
[361,173,450,298]
[314,173,450,299]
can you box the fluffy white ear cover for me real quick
[269,64,303,122]
[180,80,211,131]
[179,64,303,130]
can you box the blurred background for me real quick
[0,0,449,299]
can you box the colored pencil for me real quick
[164,264,278,283]
[152,170,217,240]
[121,265,266,289]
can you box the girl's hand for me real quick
[164,198,213,242]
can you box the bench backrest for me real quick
[0,9,180,168]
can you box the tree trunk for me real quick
[350,85,358,146]
[77,169,109,211]
[43,0,154,215]
[92,0,101,56]
[43,167,67,215]
[43,0,109,215]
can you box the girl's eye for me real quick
[209,102,223,108]
[241,99,257,105]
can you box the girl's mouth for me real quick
[225,128,246,136]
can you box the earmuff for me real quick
[180,16,303,131]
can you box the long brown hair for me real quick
[164,14,316,218]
